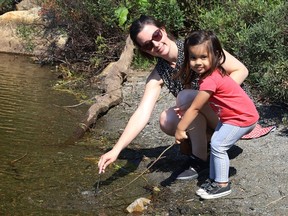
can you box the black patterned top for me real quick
[155,40,253,103]
[155,40,198,97]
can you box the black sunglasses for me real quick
[141,29,163,51]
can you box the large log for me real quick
[64,36,135,145]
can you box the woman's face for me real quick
[136,24,170,57]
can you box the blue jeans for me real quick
[210,122,256,183]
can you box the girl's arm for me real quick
[175,90,211,144]
[98,68,163,173]
[223,50,249,85]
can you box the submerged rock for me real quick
[126,197,151,213]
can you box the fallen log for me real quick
[64,36,135,145]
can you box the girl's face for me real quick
[136,24,170,57]
[188,43,212,75]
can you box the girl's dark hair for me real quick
[129,15,174,59]
[178,30,227,86]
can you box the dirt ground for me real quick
[96,69,288,215]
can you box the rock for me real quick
[16,0,39,11]
[126,197,151,213]
[0,7,43,24]
[0,0,68,56]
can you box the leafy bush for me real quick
[40,0,126,77]
[113,0,185,34]
[39,0,287,103]
[0,0,16,15]
[195,0,287,103]
[177,0,226,34]
[40,0,185,75]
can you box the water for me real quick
[0,54,149,216]
[0,55,79,146]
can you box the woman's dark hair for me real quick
[129,15,174,59]
[179,30,227,86]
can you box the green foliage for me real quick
[260,59,288,103]
[198,0,284,47]
[131,50,156,70]
[237,2,287,102]
[195,0,287,103]
[90,35,109,68]
[113,0,185,33]
[16,24,36,53]
[0,0,14,14]
[149,0,184,32]
[114,6,129,28]
[41,0,125,77]
[39,0,287,104]
[282,113,288,125]
[177,0,226,33]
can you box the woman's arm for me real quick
[223,50,249,85]
[98,68,163,173]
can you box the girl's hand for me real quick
[174,107,185,119]
[98,149,119,174]
[175,128,188,144]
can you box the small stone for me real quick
[126,197,151,213]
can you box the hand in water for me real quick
[98,149,119,174]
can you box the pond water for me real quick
[0,54,149,215]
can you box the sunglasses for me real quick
[141,29,163,51]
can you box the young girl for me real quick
[175,30,259,199]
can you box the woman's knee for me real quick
[177,89,218,130]
[159,108,178,136]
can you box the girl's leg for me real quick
[197,123,256,199]
[210,123,256,183]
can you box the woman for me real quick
[98,15,249,179]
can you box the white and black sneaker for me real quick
[197,181,231,199]
[176,156,209,180]
[196,178,213,195]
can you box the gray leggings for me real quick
[210,122,256,182]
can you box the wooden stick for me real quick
[9,152,28,166]
[102,143,175,197]
[265,195,287,207]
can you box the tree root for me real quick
[63,36,135,145]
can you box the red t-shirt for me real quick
[199,69,259,127]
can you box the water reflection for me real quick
[0,54,83,147]
[0,54,149,216]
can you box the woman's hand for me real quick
[175,128,188,144]
[98,149,119,174]
[223,50,249,85]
